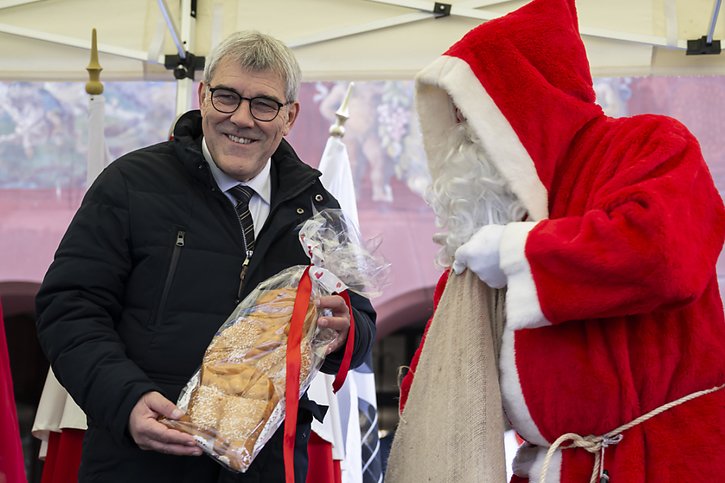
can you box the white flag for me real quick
[86,95,112,188]
[319,136,359,231]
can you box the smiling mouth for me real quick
[227,134,254,144]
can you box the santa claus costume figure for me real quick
[398,0,725,481]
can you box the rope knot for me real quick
[551,432,600,453]
[539,432,622,483]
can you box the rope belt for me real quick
[538,383,725,483]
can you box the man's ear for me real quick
[197,82,207,107]
[282,101,300,136]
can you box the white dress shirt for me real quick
[201,137,271,237]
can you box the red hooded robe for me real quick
[401,0,725,481]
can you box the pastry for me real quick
[163,285,319,472]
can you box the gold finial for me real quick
[329,82,354,138]
[86,28,104,95]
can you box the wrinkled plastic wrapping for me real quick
[298,209,389,299]
[162,209,389,472]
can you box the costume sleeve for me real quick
[35,164,160,437]
[501,120,725,330]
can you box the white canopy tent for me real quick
[1,0,724,86]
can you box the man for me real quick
[35,31,376,483]
[399,0,725,481]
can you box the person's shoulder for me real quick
[96,140,180,190]
[274,138,304,163]
[592,114,698,163]
[616,113,696,143]
[273,139,320,176]
[111,140,176,168]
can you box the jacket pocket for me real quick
[150,228,186,328]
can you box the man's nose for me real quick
[229,99,255,126]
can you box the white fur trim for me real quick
[500,329,546,446]
[500,221,550,330]
[530,445,562,482]
[416,55,549,221]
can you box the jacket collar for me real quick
[171,109,321,203]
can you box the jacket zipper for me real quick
[236,249,252,305]
[154,230,185,326]
[233,202,254,304]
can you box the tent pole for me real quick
[157,0,186,59]
[707,0,723,44]
[0,22,157,61]
[175,0,197,116]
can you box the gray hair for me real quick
[203,30,301,102]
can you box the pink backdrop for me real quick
[0,77,723,331]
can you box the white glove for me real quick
[452,224,507,288]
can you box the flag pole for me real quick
[86,28,103,96]
[330,82,354,138]
[85,28,111,188]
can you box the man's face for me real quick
[198,57,299,181]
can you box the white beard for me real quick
[426,122,526,268]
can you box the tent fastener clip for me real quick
[433,2,451,18]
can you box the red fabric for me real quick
[284,266,313,483]
[331,290,355,393]
[0,301,27,483]
[398,270,449,413]
[40,429,84,483]
[414,0,725,480]
[557,387,725,482]
[446,0,600,195]
[305,431,341,483]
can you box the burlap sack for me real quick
[385,269,507,482]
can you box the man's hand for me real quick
[128,391,202,456]
[452,224,507,288]
[316,295,351,355]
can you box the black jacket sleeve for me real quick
[319,290,376,374]
[35,165,160,437]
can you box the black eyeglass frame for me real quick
[208,86,290,122]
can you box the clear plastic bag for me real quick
[161,209,389,472]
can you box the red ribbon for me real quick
[283,267,356,483]
[332,290,355,393]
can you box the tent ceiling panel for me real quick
[290,16,482,80]
[0,0,152,51]
[584,38,654,77]
[1,0,724,82]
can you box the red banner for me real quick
[0,301,28,483]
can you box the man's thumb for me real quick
[145,391,183,419]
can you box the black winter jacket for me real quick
[35,110,376,482]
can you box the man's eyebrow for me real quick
[211,84,283,103]
[210,84,240,95]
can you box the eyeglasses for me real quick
[208,87,289,122]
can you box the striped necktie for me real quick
[228,184,256,253]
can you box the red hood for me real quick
[416,0,603,220]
